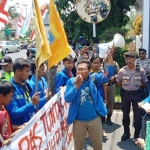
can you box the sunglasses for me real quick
[139,52,145,55]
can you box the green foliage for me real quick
[98,27,128,43]
[113,47,128,68]
[55,0,136,41]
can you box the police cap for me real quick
[124,52,136,58]
[139,48,146,53]
[0,56,12,65]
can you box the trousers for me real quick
[121,91,142,137]
[73,116,102,150]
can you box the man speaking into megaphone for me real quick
[96,33,125,58]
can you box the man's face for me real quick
[125,57,136,66]
[2,63,13,72]
[17,67,30,81]
[91,58,101,71]
[109,45,116,55]
[0,91,14,105]
[63,60,74,71]
[139,51,146,59]
[83,53,89,60]
[38,65,45,77]
[76,63,90,80]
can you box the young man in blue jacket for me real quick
[55,55,74,93]
[6,58,40,126]
[65,59,113,150]
[30,63,51,109]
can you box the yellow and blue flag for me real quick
[32,0,51,68]
[48,0,71,68]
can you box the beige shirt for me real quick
[136,58,150,77]
[116,66,148,91]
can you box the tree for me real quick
[55,0,136,41]
[132,14,142,35]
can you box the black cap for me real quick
[139,48,146,53]
[124,52,136,58]
[80,39,90,46]
[0,56,12,65]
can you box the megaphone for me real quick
[109,33,125,48]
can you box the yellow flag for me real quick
[48,0,71,68]
[32,0,51,68]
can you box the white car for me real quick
[0,41,20,54]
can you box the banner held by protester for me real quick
[3,88,74,150]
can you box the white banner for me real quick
[3,88,73,150]
[19,9,32,37]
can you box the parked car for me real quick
[0,41,20,55]
[20,42,28,50]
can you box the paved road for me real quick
[84,110,141,150]
[6,49,27,61]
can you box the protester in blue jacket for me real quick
[90,53,114,137]
[30,63,51,109]
[65,59,113,150]
[54,55,74,93]
[6,58,40,126]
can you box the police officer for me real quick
[116,52,147,141]
[136,48,150,95]
[0,56,14,81]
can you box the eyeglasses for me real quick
[76,69,88,73]
[139,53,145,55]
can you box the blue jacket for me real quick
[143,96,150,103]
[55,68,73,93]
[64,76,108,124]
[90,65,115,99]
[6,79,36,125]
[30,75,48,109]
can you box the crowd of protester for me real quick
[0,36,150,150]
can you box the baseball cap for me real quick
[0,56,12,65]
[124,52,136,58]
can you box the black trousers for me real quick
[121,92,142,137]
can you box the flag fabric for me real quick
[48,0,71,68]
[32,0,51,68]
[19,9,32,37]
[15,10,23,39]
[0,0,10,28]
[30,5,48,41]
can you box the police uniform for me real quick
[0,56,14,81]
[116,52,148,141]
[0,71,14,81]
[136,49,150,95]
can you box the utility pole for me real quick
[142,0,150,57]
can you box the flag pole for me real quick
[48,2,51,92]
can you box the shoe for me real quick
[132,138,138,143]
[102,130,107,137]
[106,119,113,125]
[121,133,130,141]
